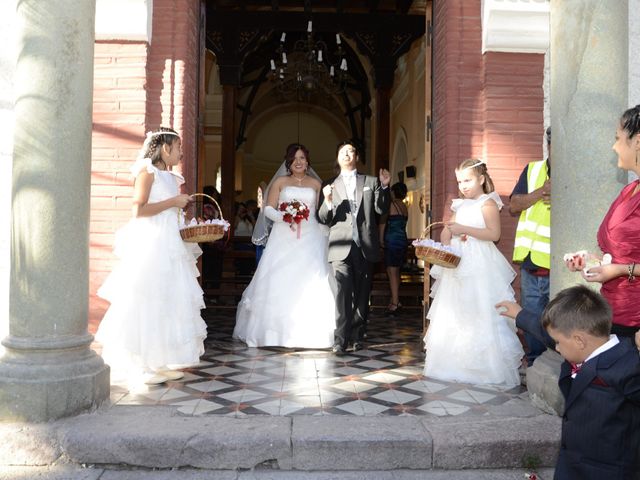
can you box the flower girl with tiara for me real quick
[96,128,207,385]
[424,158,524,386]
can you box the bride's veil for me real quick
[251,158,322,246]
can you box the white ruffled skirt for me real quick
[423,237,524,386]
[96,210,207,379]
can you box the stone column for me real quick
[0,0,109,422]
[0,0,16,359]
[550,1,628,294]
[527,0,628,415]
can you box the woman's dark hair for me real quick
[620,104,640,138]
[143,127,180,168]
[455,158,495,196]
[391,182,408,200]
[284,143,310,173]
[202,185,221,203]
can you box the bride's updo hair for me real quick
[284,143,311,173]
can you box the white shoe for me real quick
[143,373,169,385]
[158,370,185,381]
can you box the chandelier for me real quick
[269,21,349,101]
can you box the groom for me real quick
[318,141,391,354]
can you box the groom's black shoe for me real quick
[351,342,364,352]
[332,344,345,354]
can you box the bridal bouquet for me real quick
[279,199,310,238]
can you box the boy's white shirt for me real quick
[572,334,620,378]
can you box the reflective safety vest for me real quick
[512,160,550,269]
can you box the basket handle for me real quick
[186,193,226,222]
[419,221,445,240]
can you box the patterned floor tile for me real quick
[333,400,366,415]
[201,366,240,375]
[103,307,529,417]
[361,372,406,384]
[192,399,226,415]
[188,379,236,393]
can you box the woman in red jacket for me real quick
[565,105,640,340]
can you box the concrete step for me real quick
[0,466,557,479]
[1,406,561,476]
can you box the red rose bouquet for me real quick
[279,199,310,238]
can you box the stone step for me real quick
[0,466,558,479]
[1,406,561,475]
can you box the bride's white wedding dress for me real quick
[234,185,336,348]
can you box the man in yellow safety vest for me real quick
[509,127,551,367]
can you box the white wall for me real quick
[0,0,16,356]
[95,0,152,42]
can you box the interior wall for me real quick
[390,37,427,240]
[238,108,349,202]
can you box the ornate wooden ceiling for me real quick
[206,0,422,15]
[204,0,426,152]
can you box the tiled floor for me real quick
[108,307,526,416]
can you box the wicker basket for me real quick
[414,221,461,268]
[180,193,227,243]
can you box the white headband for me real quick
[136,130,179,162]
[461,160,485,171]
[145,130,179,140]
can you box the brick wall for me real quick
[90,41,149,331]
[89,0,201,331]
[145,0,201,194]
[432,0,544,277]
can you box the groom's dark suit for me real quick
[318,172,389,350]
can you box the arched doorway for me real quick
[198,2,429,308]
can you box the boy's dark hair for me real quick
[541,285,611,337]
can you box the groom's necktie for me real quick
[341,172,360,246]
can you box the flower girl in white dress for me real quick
[424,158,524,386]
[96,128,207,385]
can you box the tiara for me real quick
[461,160,485,171]
[146,130,179,139]
[136,129,179,162]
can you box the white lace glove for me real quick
[264,205,284,223]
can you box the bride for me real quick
[233,143,336,348]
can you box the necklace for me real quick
[292,173,306,184]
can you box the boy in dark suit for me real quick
[541,285,640,480]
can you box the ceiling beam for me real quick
[397,0,413,14]
[206,10,425,35]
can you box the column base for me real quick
[526,349,564,416]
[0,337,110,422]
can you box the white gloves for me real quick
[264,205,284,223]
